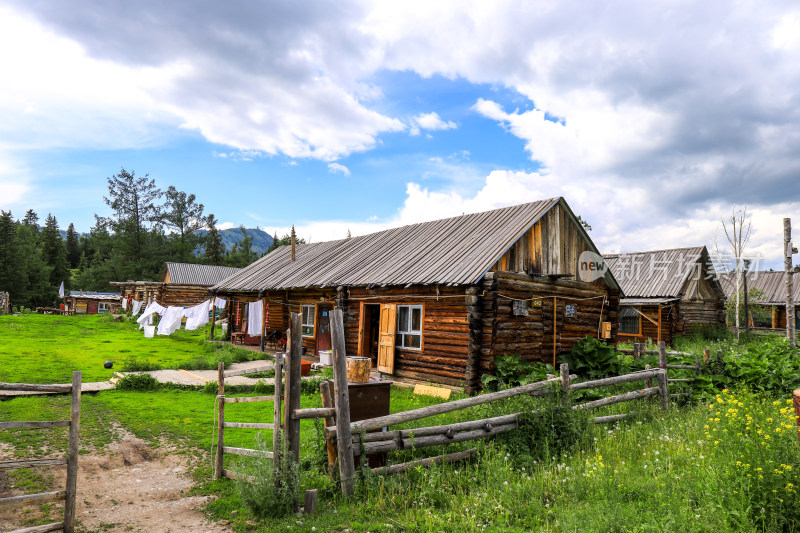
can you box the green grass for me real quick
[3,315,800,531]
[0,313,263,383]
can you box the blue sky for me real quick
[1,1,799,270]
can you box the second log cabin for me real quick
[604,246,726,345]
[212,198,622,392]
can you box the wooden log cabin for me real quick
[112,262,242,308]
[604,246,726,345]
[719,271,800,329]
[212,198,622,392]
[64,291,121,315]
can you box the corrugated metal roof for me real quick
[214,198,583,291]
[605,246,716,298]
[719,271,800,305]
[620,297,680,306]
[68,291,120,300]
[164,263,242,286]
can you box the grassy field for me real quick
[2,315,800,531]
[0,313,260,383]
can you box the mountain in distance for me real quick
[196,227,274,255]
[59,227,275,256]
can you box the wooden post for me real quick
[63,371,82,533]
[559,363,570,399]
[552,297,558,368]
[644,364,652,389]
[657,306,662,345]
[657,341,669,410]
[215,363,225,479]
[703,349,710,362]
[210,301,216,340]
[319,380,338,473]
[283,315,302,471]
[259,292,267,352]
[330,307,355,496]
[633,343,641,360]
[304,489,318,514]
[272,352,284,474]
[464,286,482,395]
[656,369,669,410]
[743,261,750,334]
[785,218,796,345]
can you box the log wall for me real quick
[480,271,620,373]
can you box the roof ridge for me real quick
[604,245,705,258]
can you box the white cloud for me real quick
[217,221,235,230]
[328,162,351,176]
[409,112,457,136]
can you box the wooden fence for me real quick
[0,372,82,533]
[0,291,9,314]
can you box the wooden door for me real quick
[377,304,397,374]
[316,305,332,354]
[87,300,98,315]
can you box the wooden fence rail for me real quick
[0,372,82,533]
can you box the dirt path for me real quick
[1,435,233,533]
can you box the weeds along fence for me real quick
[319,310,675,496]
[0,372,82,533]
[617,341,705,400]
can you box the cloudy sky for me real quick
[1,0,799,268]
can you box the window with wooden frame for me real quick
[98,302,110,314]
[396,304,423,349]
[619,306,641,335]
[302,304,315,337]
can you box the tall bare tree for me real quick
[717,206,752,339]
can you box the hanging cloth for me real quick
[184,300,211,331]
[121,298,128,310]
[247,300,264,337]
[131,300,143,315]
[214,297,227,309]
[158,306,185,336]
[137,301,165,329]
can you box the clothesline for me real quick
[131,297,228,336]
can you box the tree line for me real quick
[0,168,296,309]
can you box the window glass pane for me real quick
[411,307,421,331]
[398,306,409,332]
[303,325,314,336]
[408,334,421,349]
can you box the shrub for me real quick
[121,359,163,372]
[481,354,551,391]
[235,434,301,518]
[558,336,623,379]
[115,373,161,391]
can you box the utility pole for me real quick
[743,259,750,334]
[785,218,796,345]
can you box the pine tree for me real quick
[162,185,205,262]
[0,211,24,304]
[203,214,225,265]
[102,168,162,277]
[65,223,80,268]
[41,214,69,289]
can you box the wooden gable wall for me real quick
[491,202,591,277]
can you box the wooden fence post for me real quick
[657,341,669,410]
[633,343,641,360]
[272,352,284,475]
[644,364,652,389]
[63,371,82,533]
[283,315,303,470]
[215,362,225,479]
[559,363,570,399]
[319,380,338,473]
[330,307,355,496]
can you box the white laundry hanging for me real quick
[157,306,185,336]
[214,297,227,309]
[137,301,166,329]
[131,300,143,315]
[184,300,211,331]
[247,300,264,337]
[121,298,128,310]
